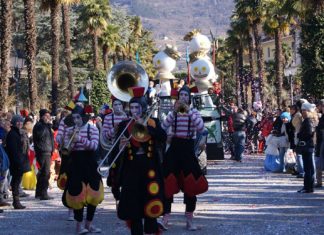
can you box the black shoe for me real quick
[314,183,322,188]
[19,192,29,198]
[39,195,54,200]
[297,188,305,193]
[297,188,314,193]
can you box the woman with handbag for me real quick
[296,102,317,193]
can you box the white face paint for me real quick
[130,103,142,119]
[179,91,189,104]
[72,114,83,127]
[113,100,123,114]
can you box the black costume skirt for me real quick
[117,153,164,220]
[57,152,71,190]
[163,138,208,198]
[62,150,104,209]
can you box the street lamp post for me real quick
[284,65,295,105]
[85,78,93,105]
[12,50,25,114]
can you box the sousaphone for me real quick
[107,61,149,102]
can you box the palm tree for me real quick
[127,16,142,60]
[23,0,38,113]
[226,20,248,108]
[234,1,257,105]
[236,0,267,106]
[40,0,63,114]
[292,0,324,16]
[40,0,78,113]
[229,16,250,108]
[263,0,296,108]
[0,0,13,112]
[62,0,80,99]
[79,0,111,70]
[98,24,119,71]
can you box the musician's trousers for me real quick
[74,205,96,222]
[131,218,158,235]
[164,194,197,214]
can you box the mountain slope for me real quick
[111,0,234,49]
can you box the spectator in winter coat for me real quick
[232,108,247,162]
[32,109,54,200]
[290,104,304,178]
[315,99,324,188]
[0,118,10,208]
[6,115,31,209]
[278,112,294,173]
[297,102,317,193]
[246,111,258,153]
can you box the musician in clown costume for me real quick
[62,105,104,234]
[159,85,208,231]
[113,87,166,235]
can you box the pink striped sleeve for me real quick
[78,125,99,150]
[102,114,114,139]
[56,119,66,145]
[162,112,174,130]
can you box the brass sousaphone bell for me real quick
[107,61,149,102]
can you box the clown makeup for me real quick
[179,90,189,104]
[130,103,142,119]
[72,114,83,127]
[113,100,123,115]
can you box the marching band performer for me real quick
[102,96,128,158]
[112,87,166,235]
[102,96,128,197]
[56,102,76,221]
[61,105,104,234]
[159,85,208,231]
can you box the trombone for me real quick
[97,60,150,177]
[97,118,134,177]
[97,103,158,178]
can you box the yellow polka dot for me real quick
[148,170,156,179]
[148,182,159,195]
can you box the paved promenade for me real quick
[1,155,323,235]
